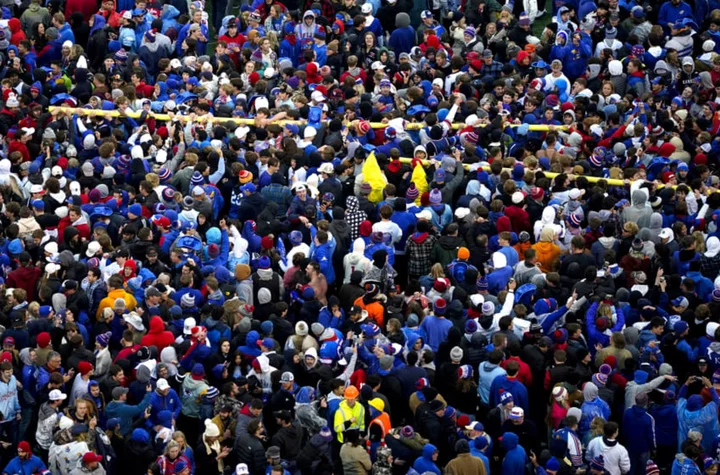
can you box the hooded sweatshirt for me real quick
[413,444,441,475]
[501,432,527,475]
[478,361,506,405]
[389,12,415,55]
[622,190,653,229]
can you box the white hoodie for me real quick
[343,239,373,283]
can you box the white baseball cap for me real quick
[236,464,250,475]
[659,228,673,242]
[156,378,170,391]
[415,210,432,221]
[568,188,585,200]
[311,91,326,103]
[49,389,67,401]
[183,317,196,335]
[86,241,102,258]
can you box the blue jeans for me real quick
[630,451,650,475]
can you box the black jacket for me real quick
[271,423,305,461]
[235,433,267,475]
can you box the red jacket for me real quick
[8,139,30,163]
[500,355,533,386]
[8,19,26,47]
[65,0,96,22]
[504,205,532,234]
[7,265,42,301]
[141,316,176,352]
[114,344,141,363]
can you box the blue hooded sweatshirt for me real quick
[238,330,262,358]
[489,375,529,412]
[501,432,527,475]
[562,32,592,80]
[413,444,441,475]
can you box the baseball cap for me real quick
[82,452,104,464]
[465,421,484,431]
[280,371,294,383]
[509,407,524,419]
[49,389,67,401]
[156,378,170,391]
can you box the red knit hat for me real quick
[78,361,93,376]
[261,235,274,250]
[37,332,51,348]
[18,441,31,454]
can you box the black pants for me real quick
[177,413,200,449]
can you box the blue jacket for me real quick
[3,455,46,475]
[487,267,513,295]
[149,389,182,425]
[687,271,714,301]
[677,338,698,363]
[586,302,625,350]
[622,406,656,453]
[106,391,152,436]
[389,27,416,55]
[318,306,344,330]
[419,315,453,352]
[562,32,592,79]
[478,361,507,406]
[501,432,527,475]
[650,402,679,448]
[390,211,417,253]
[638,329,659,350]
[489,376,529,412]
[413,444,441,475]
[671,456,701,475]
[311,241,336,285]
[470,446,490,474]
[0,376,21,420]
[580,397,610,438]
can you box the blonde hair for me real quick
[146,173,160,188]
[430,263,446,278]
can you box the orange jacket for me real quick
[354,296,385,327]
[532,241,562,273]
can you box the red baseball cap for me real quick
[152,216,171,228]
[82,452,103,464]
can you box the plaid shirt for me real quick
[700,255,720,280]
[406,234,436,277]
[261,184,292,215]
[482,60,504,80]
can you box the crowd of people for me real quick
[0,0,720,474]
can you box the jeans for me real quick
[630,451,650,475]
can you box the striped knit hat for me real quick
[158,168,172,183]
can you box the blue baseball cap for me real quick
[240,183,256,193]
[257,337,274,349]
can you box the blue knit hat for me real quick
[131,428,150,443]
[128,203,142,217]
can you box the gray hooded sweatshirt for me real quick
[622,190,653,229]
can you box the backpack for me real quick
[448,260,469,283]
